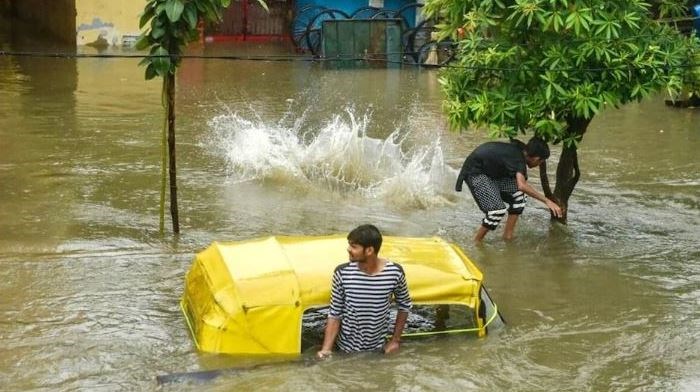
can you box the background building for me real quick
[0,1,427,49]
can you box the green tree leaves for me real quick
[183,2,198,29]
[564,7,592,36]
[137,0,266,80]
[424,0,696,141]
[165,0,185,23]
[151,46,171,77]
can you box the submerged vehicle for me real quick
[181,235,504,355]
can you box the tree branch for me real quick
[562,146,579,198]
[539,160,553,199]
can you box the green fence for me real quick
[322,19,402,68]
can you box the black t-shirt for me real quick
[455,142,527,191]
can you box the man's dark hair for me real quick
[525,137,550,160]
[347,224,383,253]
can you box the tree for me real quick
[424,0,698,222]
[135,0,266,234]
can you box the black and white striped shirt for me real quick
[328,261,412,352]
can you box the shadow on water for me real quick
[0,16,78,251]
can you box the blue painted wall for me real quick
[295,0,419,28]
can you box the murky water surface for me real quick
[1,19,699,391]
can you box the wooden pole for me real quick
[166,73,180,234]
[242,0,249,41]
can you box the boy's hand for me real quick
[546,199,562,218]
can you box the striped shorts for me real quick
[465,174,527,230]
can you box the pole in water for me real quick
[155,357,317,385]
[156,368,229,385]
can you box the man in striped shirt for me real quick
[317,225,412,359]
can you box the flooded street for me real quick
[1,21,699,391]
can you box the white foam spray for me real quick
[207,107,459,209]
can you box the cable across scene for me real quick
[1,50,698,72]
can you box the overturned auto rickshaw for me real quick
[181,235,504,355]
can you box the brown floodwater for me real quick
[1,17,699,391]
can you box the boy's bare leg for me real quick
[503,214,519,240]
[475,225,489,242]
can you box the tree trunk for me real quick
[166,73,180,234]
[159,78,167,234]
[539,116,591,224]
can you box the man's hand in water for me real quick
[317,349,332,359]
[384,339,400,354]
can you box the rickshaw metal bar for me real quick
[180,298,201,350]
[397,304,499,338]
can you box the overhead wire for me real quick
[1,49,697,72]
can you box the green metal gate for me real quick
[322,19,402,68]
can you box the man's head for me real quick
[524,137,550,168]
[346,224,382,263]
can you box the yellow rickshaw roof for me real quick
[182,235,484,355]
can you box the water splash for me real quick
[208,107,458,209]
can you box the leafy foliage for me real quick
[685,43,700,95]
[136,0,233,78]
[136,0,253,78]
[424,0,698,145]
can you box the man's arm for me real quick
[384,310,408,354]
[318,268,344,359]
[385,268,412,354]
[318,317,340,358]
[515,172,562,218]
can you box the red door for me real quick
[213,0,291,40]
